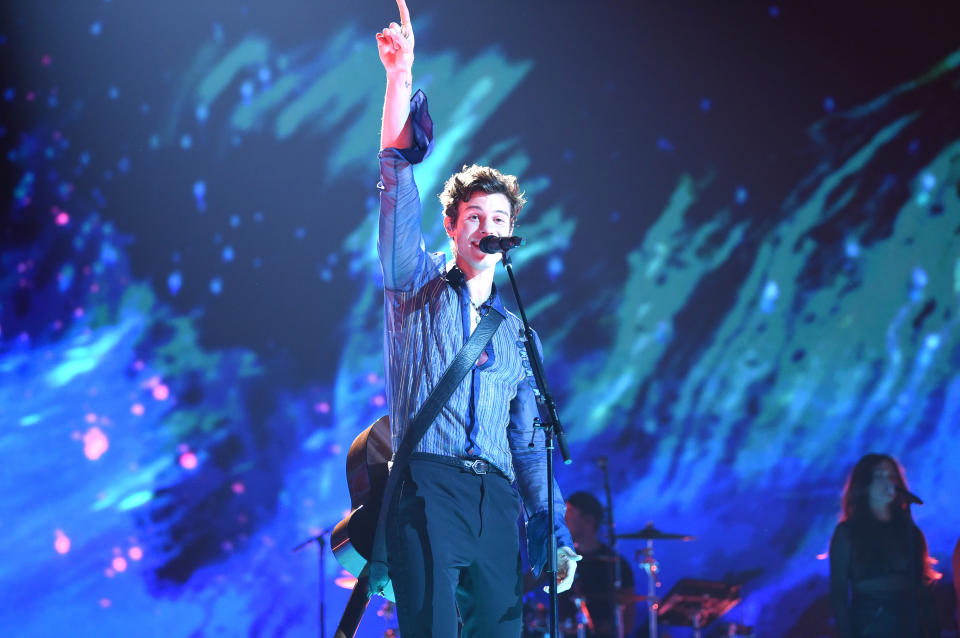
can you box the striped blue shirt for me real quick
[376,90,572,568]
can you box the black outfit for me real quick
[558,543,635,637]
[829,518,939,638]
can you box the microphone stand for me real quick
[294,525,336,638]
[597,456,624,638]
[497,248,572,638]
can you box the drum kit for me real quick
[522,522,745,638]
[328,521,748,638]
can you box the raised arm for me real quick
[377,0,415,150]
[376,0,436,292]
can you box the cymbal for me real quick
[570,591,649,604]
[615,523,695,541]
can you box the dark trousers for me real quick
[386,455,524,637]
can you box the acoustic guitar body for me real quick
[331,415,396,603]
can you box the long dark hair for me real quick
[840,453,938,584]
[841,453,911,523]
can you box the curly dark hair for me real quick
[438,164,526,228]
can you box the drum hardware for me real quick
[657,578,742,638]
[618,522,695,638]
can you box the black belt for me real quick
[409,452,510,481]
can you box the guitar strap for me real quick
[367,307,505,596]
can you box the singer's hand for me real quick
[376,0,415,76]
[544,546,582,594]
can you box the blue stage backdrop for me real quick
[2,2,959,636]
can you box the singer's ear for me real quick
[443,215,454,237]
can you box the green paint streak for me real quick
[197,36,270,106]
[45,318,138,387]
[565,173,745,441]
[232,74,300,131]
[118,490,154,511]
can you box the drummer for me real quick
[562,491,637,637]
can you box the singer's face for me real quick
[445,192,512,276]
[868,460,897,511]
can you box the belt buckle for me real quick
[465,458,488,475]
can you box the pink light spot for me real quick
[231,482,245,494]
[41,54,52,66]
[85,412,97,424]
[73,307,84,318]
[145,376,160,389]
[128,547,143,561]
[313,401,330,414]
[179,452,198,470]
[54,529,71,554]
[816,552,828,560]
[104,568,115,578]
[372,394,386,407]
[366,372,379,384]
[83,427,109,461]
[90,283,100,293]
[111,557,128,572]
[330,443,343,455]
[152,384,169,401]
[130,403,144,416]
[26,91,35,101]
[99,598,111,608]
[133,360,145,371]
[70,430,82,441]
[55,212,69,225]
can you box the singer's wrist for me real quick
[386,69,412,88]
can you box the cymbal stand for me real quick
[693,610,704,638]
[597,456,624,638]
[638,540,661,638]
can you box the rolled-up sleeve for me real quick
[378,90,435,292]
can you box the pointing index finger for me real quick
[396,0,411,30]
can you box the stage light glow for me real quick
[54,530,71,554]
[83,427,109,461]
[179,452,198,470]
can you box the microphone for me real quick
[899,488,924,506]
[478,235,524,254]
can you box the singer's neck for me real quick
[870,502,892,521]
[457,257,496,306]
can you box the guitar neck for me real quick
[334,574,372,638]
